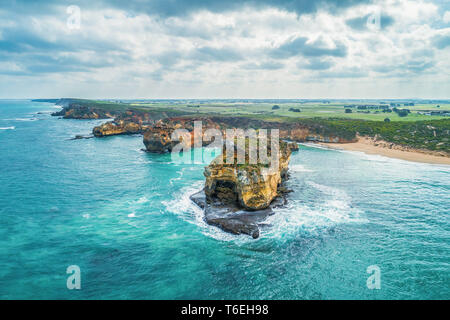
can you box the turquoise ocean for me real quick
[0,100,449,299]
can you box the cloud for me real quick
[372,59,435,75]
[0,0,373,19]
[0,0,448,98]
[271,36,347,59]
[0,27,68,52]
[190,46,243,62]
[314,67,367,79]
[346,13,395,30]
[405,60,435,73]
[106,0,372,17]
[432,34,450,49]
[298,58,335,70]
[0,50,123,76]
[242,61,285,70]
[444,11,450,23]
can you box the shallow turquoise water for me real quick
[0,100,449,299]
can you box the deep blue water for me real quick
[0,100,449,299]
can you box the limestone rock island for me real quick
[191,139,297,239]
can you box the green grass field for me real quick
[57,98,450,123]
[121,101,450,122]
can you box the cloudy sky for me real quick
[0,0,449,99]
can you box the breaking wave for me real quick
[290,164,314,172]
[162,181,250,242]
[163,178,365,242]
[2,118,37,121]
[261,181,366,239]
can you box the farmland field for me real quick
[107,100,450,122]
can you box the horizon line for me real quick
[2,98,450,101]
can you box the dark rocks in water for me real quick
[69,135,94,140]
[287,141,299,152]
[190,189,287,239]
[277,186,293,194]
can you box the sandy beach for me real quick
[319,137,450,165]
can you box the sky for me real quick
[0,0,449,99]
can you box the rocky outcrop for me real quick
[69,135,93,140]
[206,117,356,143]
[140,116,352,154]
[143,125,177,152]
[287,142,299,151]
[279,128,355,143]
[52,99,356,147]
[143,117,222,153]
[52,105,117,119]
[92,110,180,137]
[204,139,293,210]
[190,190,285,239]
[50,99,359,144]
[52,102,173,131]
[53,102,356,145]
[191,139,297,238]
[93,120,144,137]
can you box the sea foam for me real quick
[162,181,251,242]
[163,178,366,242]
[260,181,366,240]
[290,164,314,172]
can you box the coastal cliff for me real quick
[93,120,144,137]
[143,118,222,153]
[52,104,118,119]
[51,100,358,144]
[50,98,449,155]
[280,128,355,143]
[141,116,354,153]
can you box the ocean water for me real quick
[0,100,449,300]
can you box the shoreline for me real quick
[318,138,450,165]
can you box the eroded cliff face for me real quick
[141,116,354,154]
[144,119,355,152]
[142,117,222,153]
[52,105,117,119]
[53,103,357,144]
[279,128,356,143]
[92,120,144,137]
[143,124,176,152]
[204,139,293,211]
[189,139,296,238]
[92,110,174,137]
